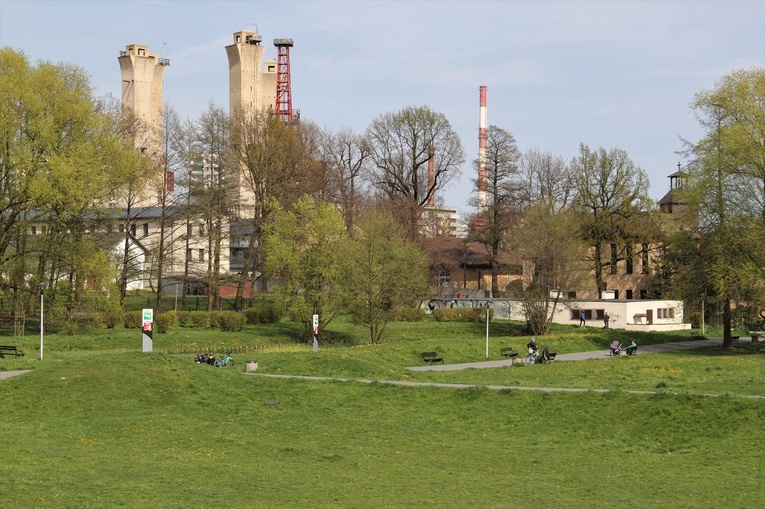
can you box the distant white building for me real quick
[430,297,690,332]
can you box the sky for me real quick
[1,0,764,215]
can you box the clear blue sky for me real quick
[2,0,764,213]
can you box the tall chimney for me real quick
[478,85,488,210]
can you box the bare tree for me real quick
[366,105,465,240]
[229,108,312,310]
[195,102,231,311]
[468,125,521,296]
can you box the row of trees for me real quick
[2,44,762,344]
[464,69,765,338]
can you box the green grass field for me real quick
[1,319,764,507]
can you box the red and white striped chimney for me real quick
[478,85,488,209]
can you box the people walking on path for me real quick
[527,337,538,362]
[603,313,610,330]
[579,310,586,328]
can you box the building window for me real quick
[119,224,125,233]
[31,226,37,235]
[187,224,192,238]
[641,243,649,274]
[568,291,577,299]
[640,289,647,299]
[437,269,451,287]
[657,308,675,319]
[626,244,633,274]
[186,249,192,261]
[626,289,633,300]
[198,249,205,262]
[130,223,136,237]
[198,224,205,236]
[142,223,149,237]
[610,243,617,274]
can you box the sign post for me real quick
[142,308,154,353]
[312,314,319,353]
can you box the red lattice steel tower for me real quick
[273,38,294,122]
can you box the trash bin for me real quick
[246,360,258,372]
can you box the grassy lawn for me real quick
[1,318,764,507]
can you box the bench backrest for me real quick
[421,352,438,358]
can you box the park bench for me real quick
[0,345,25,358]
[500,347,519,359]
[420,351,444,364]
[690,331,705,339]
[731,336,740,344]
[749,331,763,342]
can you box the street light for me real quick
[38,283,45,361]
[701,293,706,338]
[485,300,491,359]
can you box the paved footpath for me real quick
[0,370,30,380]
[406,336,750,372]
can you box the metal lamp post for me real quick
[701,293,706,338]
[38,283,44,361]
[485,301,491,359]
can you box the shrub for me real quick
[103,309,121,329]
[245,305,282,324]
[123,311,142,329]
[687,312,701,329]
[162,310,178,327]
[216,311,244,332]
[191,311,211,328]
[154,313,174,334]
[177,311,211,328]
[90,312,106,329]
[391,307,426,322]
[63,320,79,336]
[433,308,486,322]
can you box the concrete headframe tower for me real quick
[118,44,169,158]
[225,30,277,118]
[118,44,170,207]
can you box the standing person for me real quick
[603,312,610,330]
[527,337,538,363]
[579,310,586,328]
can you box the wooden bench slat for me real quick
[420,352,444,363]
[0,345,25,357]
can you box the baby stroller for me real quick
[610,341,622,356]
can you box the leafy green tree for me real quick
[262,195,347,340]
[0,48,146,318]
[675,68,765,346]
[341,209,429,344]
[570,144,653,295]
